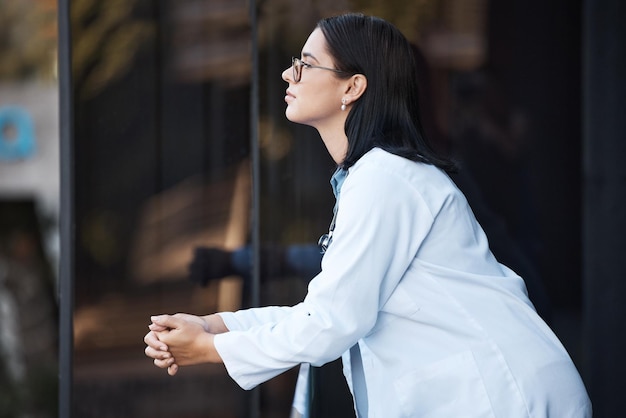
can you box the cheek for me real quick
[285,86,340,125]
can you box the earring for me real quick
[341,98,347,111]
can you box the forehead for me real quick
[301,28,330,61]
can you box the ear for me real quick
[343,74,367,105]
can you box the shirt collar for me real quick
[330,167,348,213]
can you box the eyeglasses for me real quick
[291,57,349,83]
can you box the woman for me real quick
[145,13,591,417]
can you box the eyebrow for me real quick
[302,52,319,63]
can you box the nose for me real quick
[282,66,293,83]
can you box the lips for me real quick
[285,89,295,102]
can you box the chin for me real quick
[285,106,318,128]
[285,107,302,124]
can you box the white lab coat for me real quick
[214,148,592,417]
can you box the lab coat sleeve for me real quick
[214,161,438,390]
[218,305,300,331]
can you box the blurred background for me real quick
[1,0,624,417]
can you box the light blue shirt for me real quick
[330,166,348,210]
[215,148,591,417]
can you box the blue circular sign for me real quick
[0,106,36,161]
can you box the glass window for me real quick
[71,0,253,416]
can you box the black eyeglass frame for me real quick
[291,57,350,83]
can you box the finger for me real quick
[149,323,169,332]
[154,357,175,369]
[145,345,171,360]
[151,314,185,330]
[167,363,179,376]
[144,331,168,351]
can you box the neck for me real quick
[316,117,349,164]
[318,129,348,164]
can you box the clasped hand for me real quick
[144,313,224,375]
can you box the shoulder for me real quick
[350,148,447,181]
[346,148,460,210]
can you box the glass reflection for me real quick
[72,0,251,416]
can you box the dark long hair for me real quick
[317,13,455,172]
